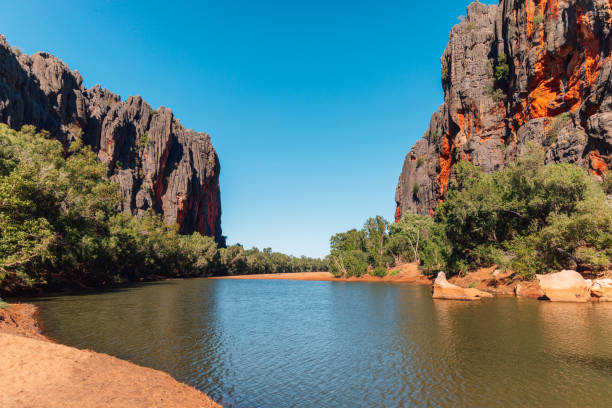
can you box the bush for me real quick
[372,266,387,277]
[331,143,612,281]
[416,157,424,168]
[495,54,510,82]
[0,124,328,295]
[533,13,545,27]
[491,88,506,102]
[545,112,571,146]
[0,298,8,309]
[602,171,612,194]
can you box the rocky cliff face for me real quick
[396,0,612,219]
[0,36,222,242]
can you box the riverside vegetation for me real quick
[0,124,327,295]
[330,144,612,279]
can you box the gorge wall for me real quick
[0,35,222,242]
[396,0,612,219]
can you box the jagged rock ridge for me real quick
[0,36,222,242]
[396,0,612,219]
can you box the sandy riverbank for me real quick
[211,263,432,284]
[0,304,221,408]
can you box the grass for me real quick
[469,282,477,288]
[533,13,545,27]
[0,298,9,309]
[390,268,401,277]
[545,112,571,146]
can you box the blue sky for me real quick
[0,0,497,257]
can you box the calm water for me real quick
[30,279,612,407]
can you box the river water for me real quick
[31,278,612,407]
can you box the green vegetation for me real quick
[487,54,510,102]
[139,132,149,147]
[603,171,612,195]
[466,22,479,32]
[441,66,449,82]
[495,54,510,82]
[416,157,425,168]
[412,184,419,197]
[330,144,612,280]
[491,88,507,102]
[0,124,326,295]
[0,297,8,309]
[533,13,545,27]
[545,112,571,146]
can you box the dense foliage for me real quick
[330,144,612,279]
[0,125,326,295]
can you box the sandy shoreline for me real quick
[211,265,432,285]
[0,304,221,408]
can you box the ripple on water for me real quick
[30,279,612,408]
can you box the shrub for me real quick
[545,112,571,146]
[373,266,387,277]
[533,13,545,27]
[466,22,479,32]
[495,54,510,82]
[412,184,419,197]
[441,66,449,82]
[491,88,506,102]
[0,298,8,309]
[416,157,424,168]
[603,171,612,195]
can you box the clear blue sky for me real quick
[0,0,496,257]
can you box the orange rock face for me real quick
[396,0,612,219]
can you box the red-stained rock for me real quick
[396,0,612,218]
[0,36,222,242]
[536,270,592,302]
[432,272,493,301]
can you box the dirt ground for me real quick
[212,263,432,284]
[0,304,221,408]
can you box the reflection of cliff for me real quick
[0,36,222,241]
[396,0,612,219]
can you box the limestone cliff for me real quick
[396,0,612,219]
[0,36,222,242]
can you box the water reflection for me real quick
[30,281,612,408]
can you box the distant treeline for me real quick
[0,125,327,295]
[330,144,612,279]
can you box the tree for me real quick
[387,213,434,264]
[363,216,389,267]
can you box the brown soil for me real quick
[212,263,432,284]
[0,304,221,408]
[449,266,517,296]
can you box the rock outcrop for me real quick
[591,278,612,301]
[0,36,222,242]
[432,272,494,300]
[396,0,612,219]
[536,270,592,302]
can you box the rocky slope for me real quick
[0,35,222,242]
[396,0,612,219]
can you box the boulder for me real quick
[432,272,493,301]
[591,278,612,302]
[515,281,545,299]
[536,270,592,302]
